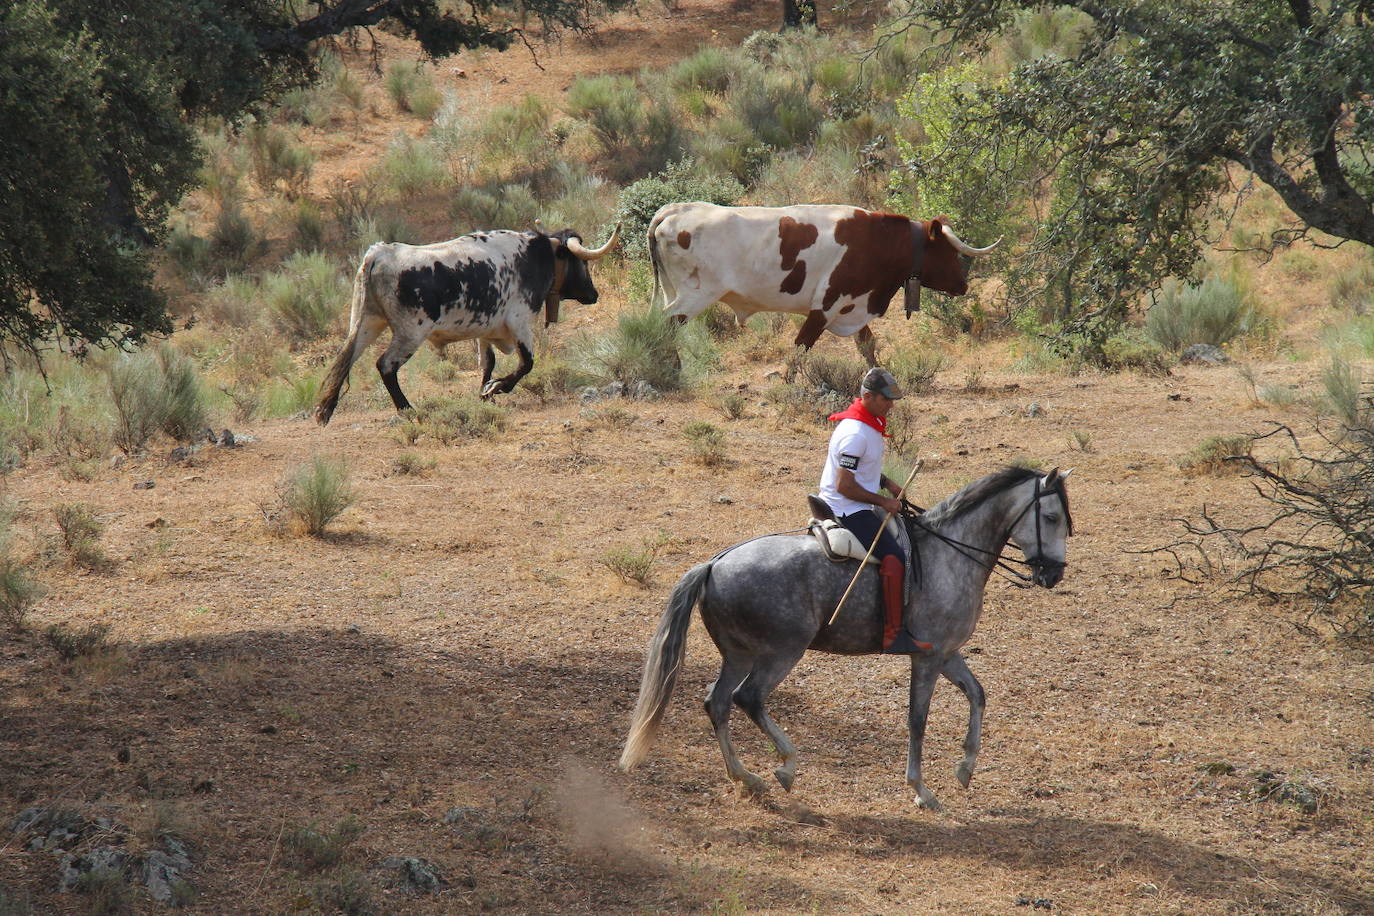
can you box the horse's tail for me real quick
[619,560,712,771]
[314,247,376,426]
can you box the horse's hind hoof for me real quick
[956,762,974,789]
[739,774,768,798]
[774,767,794,792]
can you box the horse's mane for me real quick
[920,466,1046,529]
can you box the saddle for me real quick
[806,495,900,564]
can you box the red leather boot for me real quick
[880,555,932,654]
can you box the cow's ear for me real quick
[926,217,943,242]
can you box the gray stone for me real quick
[1026,402,1045,418]
[577,386,602,404]
[380,856,446,894]
[628,380,660,400]
[58,846,129,892]
[1181,343,1229,365]
[600,381,627,400]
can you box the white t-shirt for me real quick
[819,418,886,516]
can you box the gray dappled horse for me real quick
[619,466,1073,810]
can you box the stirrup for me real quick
[883,629,934,654]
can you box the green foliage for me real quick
[572,306,714,392]
[1099,329,1170,375]
[1322,356,1366,429]
[451,184,541,234]
[0,556,40,631]
[900,0,1374,359]
[246,122,313,197]
[616,159,743,260]
[682,420,727,466]
[389,452,436,477]
[384,61,442,118]
[600,536,665,586]
[564,73,685,179]
[263,252,347,343]
[791,353,867,398]
[376,134,451,198]
[107,347,211,453]
[3,0,631,359]
[45,622,113,661]
[409,396,508,443]
[282,456,356,537]
[53,503,105,568]
[313,868,377,916]
[283,817,365,872]
[670,47,734,95]
[1146,275,1259,352]
[888,348,946,394]
[1177,435,1254,477]
[74,865,133,915]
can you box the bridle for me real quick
[904,475,1071,588]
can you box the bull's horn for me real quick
[533,219,547,234]
[940,223,1001,256]
[566,222,621,261]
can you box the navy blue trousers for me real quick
[838,509,903,563]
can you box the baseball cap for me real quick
[861,367,904,399]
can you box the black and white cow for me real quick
[314,224,619,425]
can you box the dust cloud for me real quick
[554,758,664,873]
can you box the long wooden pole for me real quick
[827,459,922,627]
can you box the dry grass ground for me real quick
[3,2,1373,914]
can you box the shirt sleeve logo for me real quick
[838,453,860,470]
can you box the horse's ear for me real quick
[1060,467,1074,480]
[1042,467,1060,487]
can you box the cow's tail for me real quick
[647,209,667,311]
[619,561,713,771]
[314,249,375,426]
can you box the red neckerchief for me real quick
[828,398,888,437]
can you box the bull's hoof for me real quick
[774,767,795,792]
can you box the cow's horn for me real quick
[940,224,1001,256]
[566,222,620,261]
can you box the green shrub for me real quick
[384,61,440,117]
[264,375,321,418]
[283,456,356,537]
[0,883,34,915]
[1331,257,1374,315]
[670,47,735,94]
[245,122,313,197]
[616,159,743,260]
[1322,355,1367,428]
[682,420,727,466]
[470,95,552,180]
[727,69,822,153]
[572,306,714,392]
[74,865,133,914]
[53,503,104,568]
[714,391,748,420]
[264,252,347,343]
[313,868,376,916]
[599,538,661,586]
[888,348,946,394]
[450,183,541,233]
[520,357,596,402]
[1146,275,1259,352]
[0,557,40,631]
[690,115,773,184]
[107,347,210,452]
[376,133,451,198]
[208,201,259,271]
[289,198,326,251]
[1100,329,1170,374]
[410,396,508,443]
[204,274,261,329]
[164,219,211,279]
[389,452,436,476]
[564,73,685,178]
[45,622,112,661]
[792,353,867,398]
[1177,434,1254,476]
[284,817,365,872]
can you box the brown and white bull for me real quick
[314,224,618,426]
[648,202,997,363]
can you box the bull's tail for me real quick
[619,561,713,771]
[314,249,375,426]
[647,210,668,311]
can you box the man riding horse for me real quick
[818,367,927,654]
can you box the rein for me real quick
[905,476,1066,588]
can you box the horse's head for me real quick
[1006,468,1073,588]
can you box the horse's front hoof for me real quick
[479,382,500,400]
[956,762,974,789]
[774,767,795,792]
[914,786,943,811]
[738,774,768,798]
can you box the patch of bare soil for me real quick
[3,3,1373,914]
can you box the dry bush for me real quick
[1176,434,1254,476]
[53,503,105,569]
[682,420,727,466]
[283,817,365,872]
